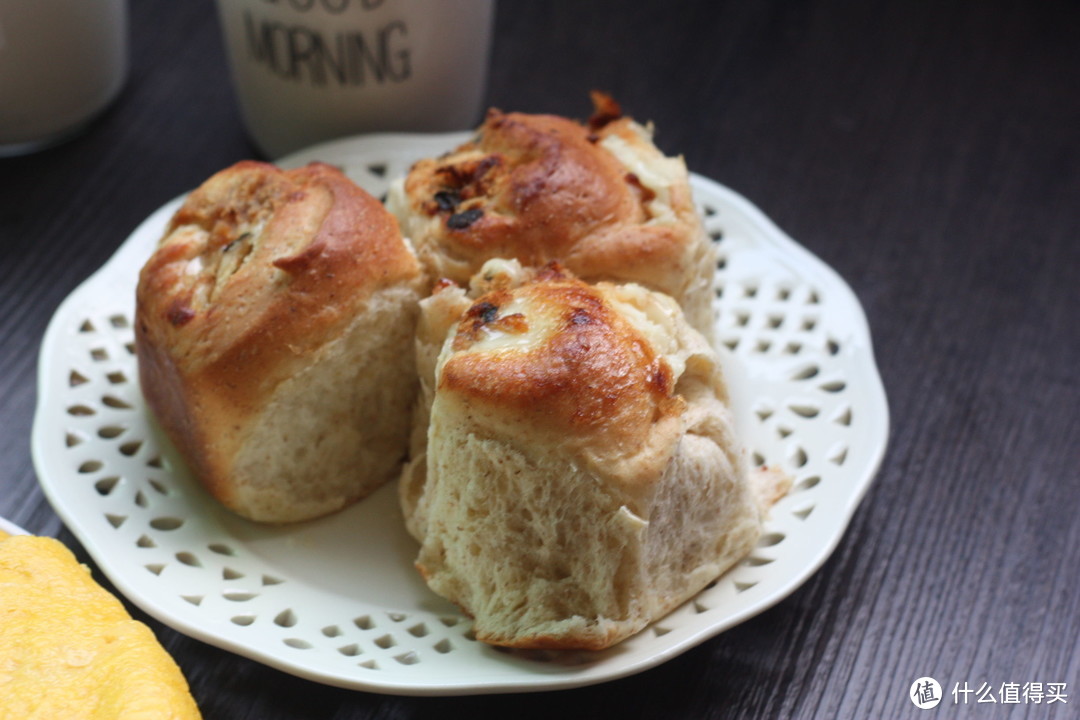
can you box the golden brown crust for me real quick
[397,102,711,305]
[436,265,685,496]
[442,278,678,432]
[136,161,420,511]
[407,109,637,265]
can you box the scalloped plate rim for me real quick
[30,131,889,695]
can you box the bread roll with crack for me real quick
[136,161,422,523]
[402,260,761,650]
[387,94,718,340]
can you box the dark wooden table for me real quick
[1,1,1076,718]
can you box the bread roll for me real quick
[0,532,202,719]
[136,161,422,523]
[401,260,761,650]
[387,94,718,340]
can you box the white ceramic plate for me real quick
[32,133,888,695]
[0,516,28,536]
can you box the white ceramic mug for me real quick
[0,0,127,156]
[216,0,495,159]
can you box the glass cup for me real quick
[0,0,128,157]
[215,0,495,159]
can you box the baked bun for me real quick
[401,260,761,650]
[387,94,718,339]
[136,161,422,523]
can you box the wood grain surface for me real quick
[0,1,1076,718]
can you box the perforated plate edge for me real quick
[31,132,889,695]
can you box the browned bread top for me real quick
[138,161,416,392]
[429,261,720,505]
[392,95,713,322]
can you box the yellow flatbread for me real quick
[0,532,202,719]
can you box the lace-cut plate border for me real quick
[32,133,888,695]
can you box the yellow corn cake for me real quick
[0,530,202,719]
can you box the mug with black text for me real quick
[216,0,495,159]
